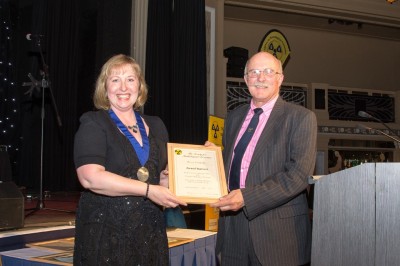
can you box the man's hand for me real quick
[204,141,216,147]
[209,189,244,212]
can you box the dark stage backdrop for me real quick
[9,0,131,192]
[145,0,208,145]
[4,0,207,192]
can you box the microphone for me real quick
[26,33,44,41]
[357,110,400,138]
[357,124,400,143]
[357,110,374,119]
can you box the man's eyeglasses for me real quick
[245,68,281,78]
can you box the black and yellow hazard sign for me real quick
[258,30,291,66]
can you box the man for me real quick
[209,52,317,265]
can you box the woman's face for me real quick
[106,64,139,113]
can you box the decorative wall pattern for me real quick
[318,125,400,137]
[328,92,395,122]
[319,125,400,148]
[226,81,307,111]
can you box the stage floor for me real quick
[0,191,217,265]
[0,190,207,251]
[23,191,79,228]
[0,191,79,238]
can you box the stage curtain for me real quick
[145,0,208,144]
[15,0,132,191]
[16,0,81,191]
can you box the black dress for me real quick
[73,110,168,266]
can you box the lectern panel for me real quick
[376,163,400,266]
[312,163,400,266]
[311,163,375,266]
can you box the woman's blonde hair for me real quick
[93,54,148,110]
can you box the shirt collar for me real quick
[250,95,279,114]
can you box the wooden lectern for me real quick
[311,163,400,266]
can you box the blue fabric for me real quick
[164,207,187,228]
[108,109,149,165]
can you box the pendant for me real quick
[137,167,149,182]
[127,124,138,133]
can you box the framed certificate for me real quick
[167,143,228,204]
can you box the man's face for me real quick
[244,52,284,106]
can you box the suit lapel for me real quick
[224,106,250,174]
[249,98,285,168]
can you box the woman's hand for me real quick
[147,184,187,208]
[160,167,169,188]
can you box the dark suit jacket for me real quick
[217,97,317,266]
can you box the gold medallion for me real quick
[137,167,149,182]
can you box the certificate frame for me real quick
[26,237,75,252]
[167,143,227,204]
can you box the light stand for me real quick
[22,36,73,216]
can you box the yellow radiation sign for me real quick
[208,115,224,148]
[258,30,291,66]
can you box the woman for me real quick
[73,54,186,265]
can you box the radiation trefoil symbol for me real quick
[259,30,291,66]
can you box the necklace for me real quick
[109,109,149,165]
[127,123,138,133]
